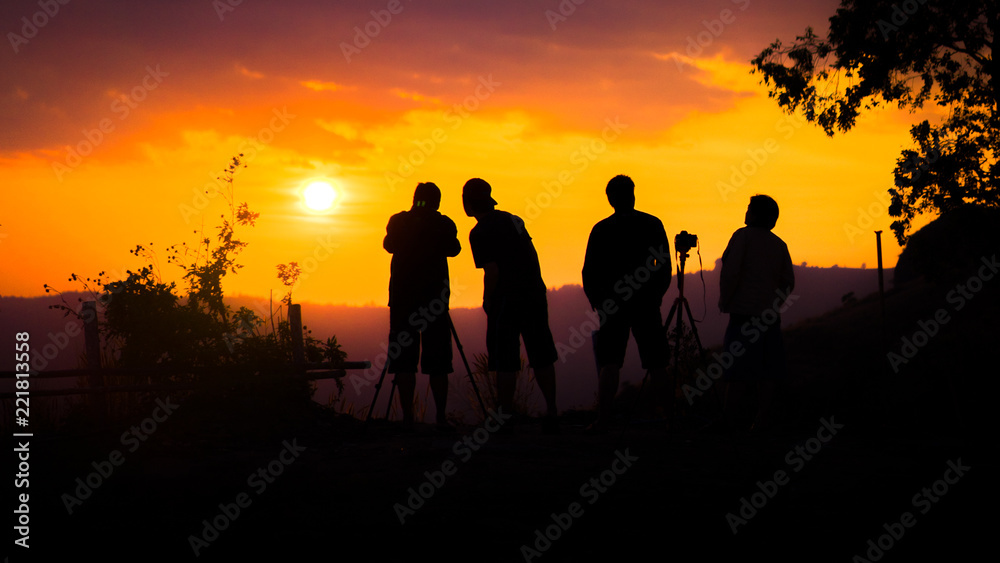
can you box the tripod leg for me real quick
[678,297,725,421]
[365,356,391,424]
[617,369,650,444]
[681,298,704,352]
[663,299,680,331]
[384,377,397,420]
[449,313,489,419]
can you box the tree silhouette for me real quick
[751,0,997,244]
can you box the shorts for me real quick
[388,303,453,375]
[486,292,558,372]
[594,305,668,369]
[722,313,786,381]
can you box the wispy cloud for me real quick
[236,64,265,79]
[301,80,350,92]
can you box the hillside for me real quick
[2,262,890,418]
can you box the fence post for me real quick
[289,303,305,366]
[82,301,107,417]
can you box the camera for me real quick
[675,231,698,253]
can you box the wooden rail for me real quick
[0,302,370,400]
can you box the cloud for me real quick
[315,120,359,140]
[237,65,265,79]
[301,80,349,92]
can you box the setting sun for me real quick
[302,181,338,212]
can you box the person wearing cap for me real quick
[383,182,462,430]
[583,174,673,432]
[462,178,559,432]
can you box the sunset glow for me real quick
[1,0,935,308]
[302,181,338,212]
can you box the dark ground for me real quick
[6,399,994,563]
[9,238,1000,562]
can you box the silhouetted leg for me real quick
[722,381,745,431]
[534,363,557,418]
[752,380,775,432]
[429,373,449,424]
[396,372,416,424]
[597,364,620,426]
[497,371,516,414]
[649,366,673,421]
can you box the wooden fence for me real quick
[0,302,370,400]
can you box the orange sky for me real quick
[1,0,938,309]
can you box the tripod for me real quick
[615,246,703,439]
[663,245,704,360]
[365,312,488,428]
[662,244,725,425]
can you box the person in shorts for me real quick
[583,175,673,431]
[384,182,461,429]
[462,178,559,432]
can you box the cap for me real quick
[462,178,497,216]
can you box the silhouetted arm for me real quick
[719,230,744,313]
[443,217,461,258]
[469,224,498,312]
[482,262,499,313]
[779,243,795,295]
[383,214,400,254]
[581,227,601,309]
[653,219,671,299]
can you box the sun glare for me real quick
[303,181,338,212]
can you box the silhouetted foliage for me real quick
[466,352,536,418]
[751,0,997,244]
[45,156,349,412]
[893,205,1000,286]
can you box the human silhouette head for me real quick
[746,194,779,229]
[462,178,497,217]
[412,182,441,211]
[606,175,636,211]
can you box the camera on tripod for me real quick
[675,230,698,254]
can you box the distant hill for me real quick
[1,262,891,418]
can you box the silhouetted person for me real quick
[719,194,795,432]
[462,178,559,432]
[583,175,672,432]
[384,182,461,430]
